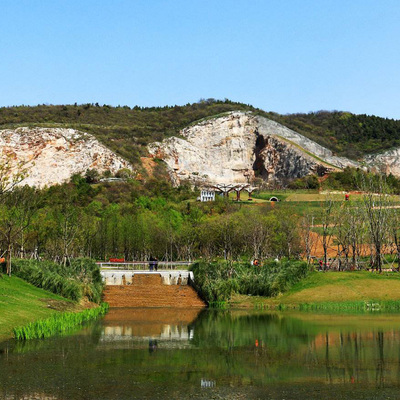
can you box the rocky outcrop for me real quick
[256,116,358,170]
[149,113,256,185]
[364,149,400,176]
[255,135,324,183]
[148,112,358,186]
[0,127,133,188]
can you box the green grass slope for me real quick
[232,271,400,309]
[0,275,75,340]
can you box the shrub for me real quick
[191,259,309,304]
[12,258,104,303]
[288,175,320,190]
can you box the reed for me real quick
[12,259,103,303]
[13,303,109,340]
[209,301,228,309]
[261,300,400,312]
[296,300,400,312]
[191,259,309,304]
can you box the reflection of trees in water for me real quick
[325,332,332,383]
[376,331,384,388]
[191,310,314,354]
[191,310,400,388]
[3,312,400,398]
[318,329,394,388]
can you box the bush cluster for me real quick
[191,259,309,303]
[12,258,103,303]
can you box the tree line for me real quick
[0,178,302,274]
[1,165,400,276]
[301,175,400,273]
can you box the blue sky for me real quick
[1,0,400,118]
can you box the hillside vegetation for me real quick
[271,111,400,159]
[1,100,399,166]
[0,100,254,166]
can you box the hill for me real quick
[149,111,357,186]
[0,100,254,167]
[270,111,400,160]
[1,100,400,168]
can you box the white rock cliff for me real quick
[0,127,133,188]
[148,112,359,186]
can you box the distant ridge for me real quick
[1,101,400,168]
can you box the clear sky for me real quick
[1,0,400,118]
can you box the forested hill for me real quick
[271,111,400,160]
[0,100,254,166]
[0,100,399,165]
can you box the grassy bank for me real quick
[12,258,104,303]
[0,275,93,340]
[230,271,400,310]
[14,303,109,340]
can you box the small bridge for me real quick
[101,270,194,286]
[98,261,192,271]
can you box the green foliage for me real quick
[0,177,305,263]
[0,275,71,339]
[190,260,239,303]
[321,166,400,193]
[12,259,103,303]
[191,259,309,303]
[294,300,400,312]
[288,175,320,190]
[85,169,100,183]
[263,110,400,159]
[13,303,109,340]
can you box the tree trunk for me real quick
[6,242,12,276]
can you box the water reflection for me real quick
[2,310,400,399]
[99,308,199,348]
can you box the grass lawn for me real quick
[0,275,78,340]
[230,271,400,309]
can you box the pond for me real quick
[2,308,400,399]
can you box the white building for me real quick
[200,189,215,202]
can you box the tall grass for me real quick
[13,303,109,340]
[208,301,228,309]
[296,300,400,312]
[257,300,400,312]
[12,258,103,303]
[191,259,309,304]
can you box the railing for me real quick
[97,261,192,270]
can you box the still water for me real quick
[2,308,400,399]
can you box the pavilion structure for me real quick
[243,185,258,201]
[202,183,259,201]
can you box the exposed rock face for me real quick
[148,112,358,186]
[364,149,400,176]
[149,113,256,185]
[256,116,358,170]
[0,127,133,188]
[255,135,321,183]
